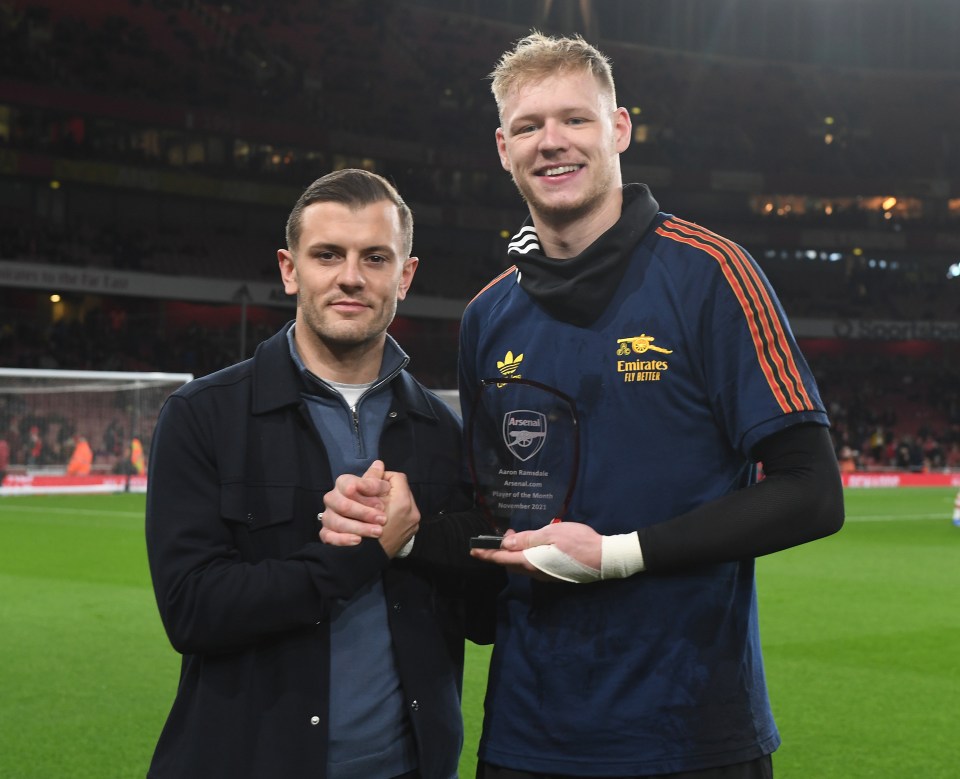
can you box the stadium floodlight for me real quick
[0,368,192,494]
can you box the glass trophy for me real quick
[467,377,580,548]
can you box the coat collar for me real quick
[251,322,439,421]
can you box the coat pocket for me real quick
[220,483,304,560]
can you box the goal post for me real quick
[0,368,193,495]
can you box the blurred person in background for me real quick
[26,424,42,466]
[65,434,93,476]
[129,436,145,474]
[0,435,8,486]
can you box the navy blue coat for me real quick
[145,324,497,778]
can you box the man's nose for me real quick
[337,257,365,287]
[539,119,568,151]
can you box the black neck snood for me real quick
[509,183,659,327]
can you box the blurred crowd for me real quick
[2,305,957,474]
[820,354,960,473]
[4,0,960,182]
[0,0,958,472]
[0,414,145,475]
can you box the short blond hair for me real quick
[489,31,617,120]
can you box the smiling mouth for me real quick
[538,164,583,177]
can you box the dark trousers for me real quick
[476,754,773,779]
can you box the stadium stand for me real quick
[0,0,957,472]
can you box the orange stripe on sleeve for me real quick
[656,219,814,413]
[466,266,518,307]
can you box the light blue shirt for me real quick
[287,327,417,779]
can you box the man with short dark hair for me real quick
[146,168,498,779]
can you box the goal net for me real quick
[0,368,193,495]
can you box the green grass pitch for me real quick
[0,488,957,778]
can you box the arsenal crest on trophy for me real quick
[467,377,580,548]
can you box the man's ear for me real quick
[613,107,632,154]
[398,256,419,300]
[495,127,512,172]
[278,249,298,295]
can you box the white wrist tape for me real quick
[522,544,601,584]
[396,536,415,558]
[600,532,645,579]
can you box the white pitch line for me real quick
[845,513,946,522]
[0,504,143,519]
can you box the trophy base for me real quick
[469,534,505,549]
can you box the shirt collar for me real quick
[285,323,410,396]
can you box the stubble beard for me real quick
[299,292,394,356]
[513,173,613,232]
